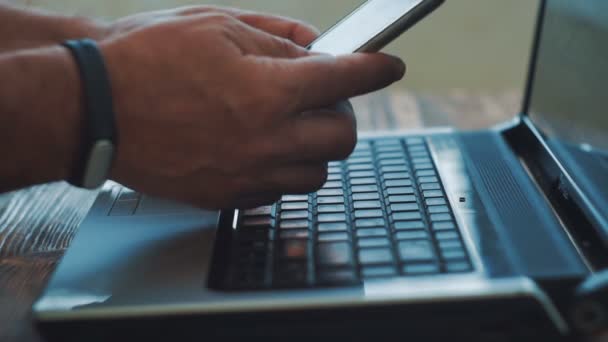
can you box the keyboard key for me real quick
[317,196,344,204]
[318,232,349,242]
[398,240,435,262]
[282,195,309,202]
[381,165,408,173]
[317,269,357,285]
[430,213,452,222]
[349,171,375,178]
[383,172,410,180]
[318,213,346,223]
[441,248,467,260]
[278,240,308,260]
[409,151,429,158]
[362,266,397,278]
[243,206,274,217]
[423,190,443,198]
[377,152,404,160]
[350,177,377,185]
[318,222,348,232]
[348,164,374,171]
[352,185,379,193]
[392,212,422,221]
[323,181,343,189]
[356,228,387,238]
[318,189,344,197]
[318,204,346,213]
[280,210,309,220]
[412,158,432,165]
[355,218,386,228]
[353,193,380,201]
[446,261,472,273]
[420,183,441,190]
[435,231,460,240]
[384,179,413,187]
[415,163,434,170]
[328,161,342,167]
[386,187,414,195]
[402,262,440,275]
[242,216,273,227]
[396,230,429,240]
[328,167,341,174]
[405,137,424,145]
[355,141,371,150]
[432,221,456,231]
[279,229,309,240]
[425,198,447,206]
[428,205,450,214]
[388,195,417,203]
[376,145,403,153]
[348,157,373,165]
[279,220,308,230]
[375,139,401,146]
[281,202,308,211]
[354,200,382,209]
[274,262,308,286]
[438,239,463,249]
[394,220,425,231]
[317,242,352,266]
[419,176,439,184]
[354,209,383,219]
[408,145,426,152]
[359,248,393,265]
[327,174,341,181]
[416,170,436,177]
[380,159,408,166]
[390,203,419,212]
[357,237,390,248]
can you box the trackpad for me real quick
[136,195,203,216]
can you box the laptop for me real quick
[33,0,608,340]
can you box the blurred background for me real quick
[11,0,540,126]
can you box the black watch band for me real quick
[62,39,117,189]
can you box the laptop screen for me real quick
[527,0,608,218]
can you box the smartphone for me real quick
[308,0,444,55]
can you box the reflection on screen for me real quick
[529,0,608,215]
[309,0,423,55]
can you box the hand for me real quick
[99,12,405,209]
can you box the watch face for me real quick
[82,140,115,189]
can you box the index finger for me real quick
[257,53,406,114]
[236,14,320,47]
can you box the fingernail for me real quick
[391,56,406,77]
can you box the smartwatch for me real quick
[62,39,117,189]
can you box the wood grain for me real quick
[0,91,517,342]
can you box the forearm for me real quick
[0,2,104,53]
[0,46,81,192]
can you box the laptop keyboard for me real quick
[220,137,473,290]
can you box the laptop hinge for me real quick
[501,117,608,271]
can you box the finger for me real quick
[263,102,357,163]
[255,53,406,114]
[237,14,320,47]
[262,163,328,194]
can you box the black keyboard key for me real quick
[355,218,386,228]
[317,242,353,266]
[357,237,391,248]
[388,195,417,203]
[274,262,308,286]
[398,240,435,262]
[278,240,308,260]
[402,262,440,275]
[416,170,436,177]
[430,213,452,222]
[242,216,273,228]
[323,181,343,189]
[281,202,308,211]
[348,157,373,165]
[328,166,341,174]
[435,231,460,240]
[349,171,375,178]
[380,159,408,166]
[317,222,348,232]
[362,265,397,278]
[414,163,434,170]
[318,232,349,242]
[356,228,388,238]
[348,163,374,171]
[386,187,414,195]
[353,193,380,201]
[428,205,450,214]
[359,248,393,265]
[381,165,408,173]
[383,172,410,180]
[279,229,309,240]
[318,204,346,213]
[392,212,422,221]
[438,239,464,249]
[243,206,274,217]
[354,209,383,219]
[419,176,439,184]
[282,195,309,202]
[350,177,377,185]
[317,196,344,204]
[432,221,456,231]
[412,158,432,165]
[317,269,357,285]
[354,200,382,209]
[327,173,342,181]
[391,203,419,212]
[394,220,425,231]
[420,183,441,190]
[425,198,447,206]
[377,152,404,160]
[423,190,443,198]
[318,213,346,223]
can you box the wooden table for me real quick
[0,90,522,341]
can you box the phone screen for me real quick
[309,0,425,55]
